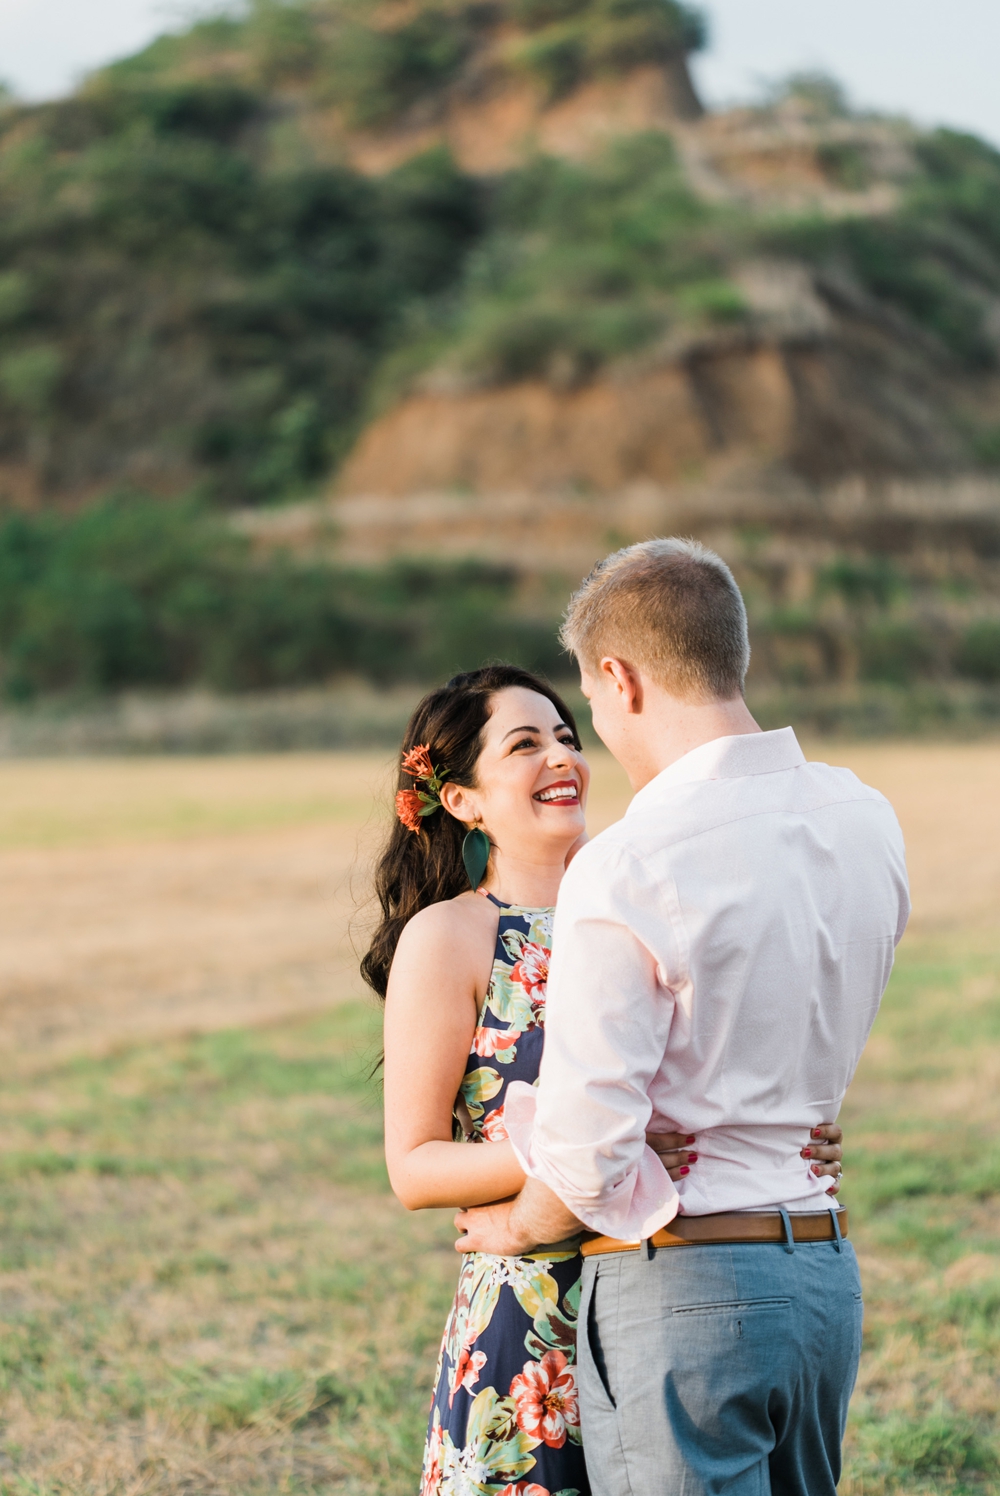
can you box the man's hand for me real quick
[455,1178,582,1255]
[454,1200,536,1256]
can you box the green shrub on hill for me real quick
[0,81,482,502]
[2,501,998,702]
[775,128,1000,370]
[396,132,738,389]
[0,498,565,699]
[329,9,476,128]
[508,0,705,100]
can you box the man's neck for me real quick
[623,693,762,792]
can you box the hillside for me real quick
[0,2,998,511]
[0,0,707,507]
[0,2,998,718]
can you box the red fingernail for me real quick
[811,1164,821,1175]
[679,1166,690,1175]
[802,1147,812,1158]
[686,1152,698,1163]
[811,1129,822,1139]
[686,1135,696,1144]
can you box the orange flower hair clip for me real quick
[395,744,448,833]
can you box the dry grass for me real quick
[0,1008,458,1494]
[0,742,997,1492]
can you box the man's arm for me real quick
[454,1178,580,1256]
[454,1129,701,1254]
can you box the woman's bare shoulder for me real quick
[393,891,496,962]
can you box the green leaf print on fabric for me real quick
[500,927,530,965]
[506,1262,560,1322]
[444,1256,502,1384]
[485,966,536,1031]
[459,1386,538,1488]
[525,1296,577,1365]
[460,1066,503,1121]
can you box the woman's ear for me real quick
[440,780,479,825]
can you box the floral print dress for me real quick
[421,896,588,1496]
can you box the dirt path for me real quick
[0,742,995,1065]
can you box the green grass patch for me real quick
[0,1000,457,1491]
[839,934,1000,1492]
[0,937,997,1490]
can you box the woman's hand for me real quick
[802,1123,844,1195]
[645,1130,697,1181]
[647,1122,845,1194]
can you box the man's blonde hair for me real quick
[561,538,750,701]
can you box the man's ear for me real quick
[599,656,643,714]
[440,780,478,824]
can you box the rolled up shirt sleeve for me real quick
[504,841,683,1241]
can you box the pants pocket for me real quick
[673,1297,791,1316]
[584,1267,617,1409]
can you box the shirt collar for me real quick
[626,727,806,816]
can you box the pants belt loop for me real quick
[778,1207,796,1254]
[829,1206,843,1253]
[643,1237,655,1260]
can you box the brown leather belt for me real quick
[580,1209,848,1257]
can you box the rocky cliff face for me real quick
[316,59,702,176]
[337,290,979,497]
[335,90,1000,514]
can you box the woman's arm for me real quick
[383,896,527,1211]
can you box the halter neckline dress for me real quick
[420,894,588,1496]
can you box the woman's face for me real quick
[442,687,589,859]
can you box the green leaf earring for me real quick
[462,827,491,891]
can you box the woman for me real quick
[362,665,843,1496]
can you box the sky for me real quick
[2,0,1000,148]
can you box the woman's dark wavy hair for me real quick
[360,664,581,1000]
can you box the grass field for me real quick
[0,745,997,1493]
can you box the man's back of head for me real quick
[562,537,751,703]
[561,538,760,788]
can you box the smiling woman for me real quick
[368,663,603,1496]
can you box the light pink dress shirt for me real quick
[505,728,910,1241]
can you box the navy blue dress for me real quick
[421,897,588,1496]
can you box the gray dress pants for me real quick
[578,1237,864,1496]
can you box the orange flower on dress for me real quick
[402,744,436,780]
[510,1350,579,1448]
[511,942,550,1004]
[449,1345,487,1405]
[420,1411,444,1496]
[481,1106,510,1142]
[395,788,426,833]
[473,1026,520,1058]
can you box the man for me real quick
[456,538,910,1496]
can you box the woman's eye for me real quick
[512,738,537,752]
